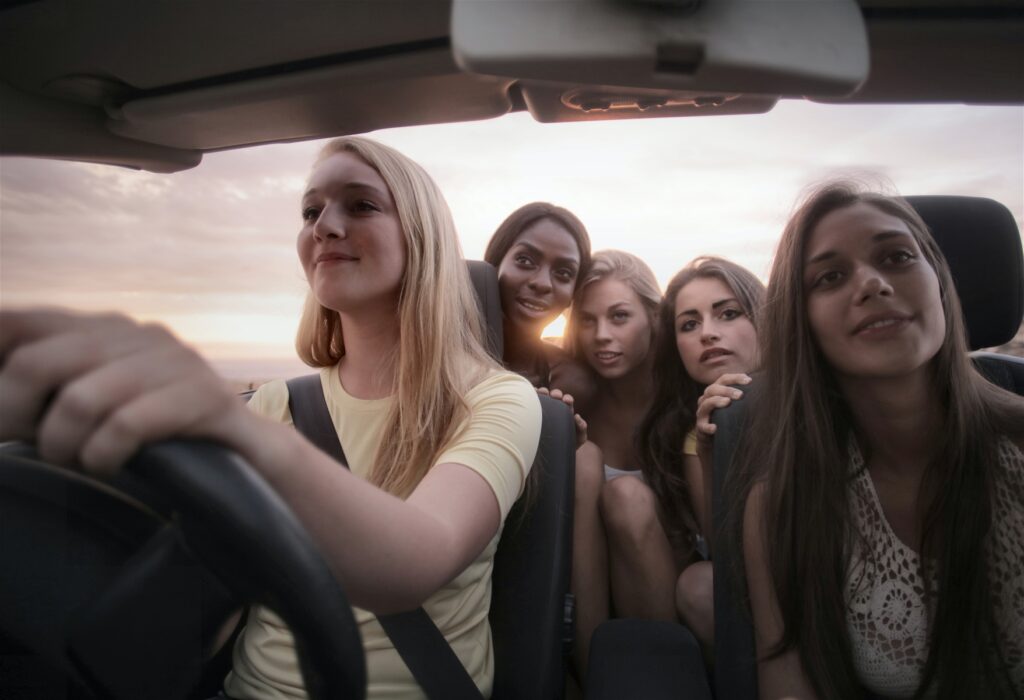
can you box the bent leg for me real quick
[600,476,677,621]
[676,560,714,656]
[571,441,609,681]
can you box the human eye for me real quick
[301,205,321,222]
[554,267,576,283]
[720,307,746,321]
[514,254,536,268]
[884,248,916,266]
[350,199,380,214]
[612,310,631,323]
[678,319,698,333]
[811,269,843,289]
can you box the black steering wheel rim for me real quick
[0,439,366,700]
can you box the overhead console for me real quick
[452,0,870,122]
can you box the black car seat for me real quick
[711,195,1024,700]
[906,196,1024,394]
[467,260,576,700]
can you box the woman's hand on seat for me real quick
[0,308,253,476]
[537,386,587,448]
[695,373,751,449]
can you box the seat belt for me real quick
[285,374,485,700]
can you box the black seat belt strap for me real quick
[285,374,485,700]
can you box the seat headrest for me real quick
[906,196,1023,350]
[467,260,504,360]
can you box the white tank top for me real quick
[844,437,1024,697]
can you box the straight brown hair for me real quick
[725,181,1024,699]
[637,256,764,556]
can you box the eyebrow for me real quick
[302,182,388,201]
[676,297,738,319]
[579,300,632,318]
[805,229,912,266]
[513,242,580,268]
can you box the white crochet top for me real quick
[845,437,1024,698]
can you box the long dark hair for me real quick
[637,256,765,556]
[725,181,1024,699]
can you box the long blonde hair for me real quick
[295,136,497,497]
[567,249,661,361]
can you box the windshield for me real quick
[2,101,1021,388]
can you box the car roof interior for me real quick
[1,0,1021,172]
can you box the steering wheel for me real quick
[0,440,366,700]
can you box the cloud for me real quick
[2,102,1021,365]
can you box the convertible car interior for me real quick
[1,1,1021,699]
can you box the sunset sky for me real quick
[1,100,1022,380]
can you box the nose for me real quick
[854,265,893,304]
[594,318,612,343]
[700,320,721,345]
[527,269,553,295]
[312,204,344,242]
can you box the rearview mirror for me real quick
[452,0,869,108]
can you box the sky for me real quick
[1,100,1022,380]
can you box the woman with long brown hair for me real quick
[637,256,764,652]
[732,181,1024,699]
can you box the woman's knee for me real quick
[600,476,660,543]
[675,561,713,619]
[575,441,605,502]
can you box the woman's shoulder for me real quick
[544,345,598,409]
[247,377,292,421]
[467,368,541,406]
[539,340,571,364]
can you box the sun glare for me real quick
[542,314,567,342]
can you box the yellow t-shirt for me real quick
[224,367,541,700]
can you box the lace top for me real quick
[845,437,1024,698]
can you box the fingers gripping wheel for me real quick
[0,440,366,700]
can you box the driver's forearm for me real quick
[230,413,495,614]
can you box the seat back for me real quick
[904,195,1024,396]
[466,260,575,700]
[711,195,1024,699]
[467,260,505,360]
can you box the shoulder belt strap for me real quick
[285,374,484,700]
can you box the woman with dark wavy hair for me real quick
[731,182,1024,699]
[636,256,764,652]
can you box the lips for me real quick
[700,347,733,363]
[516,297,550,314]
[593,351,621,363]
[316,251,357,264]
[852,312,912,335]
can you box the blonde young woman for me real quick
[0,137,542,699]
[565,251,670,626]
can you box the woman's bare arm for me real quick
[0,308,528,614]
[743,483,818,700]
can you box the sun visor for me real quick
[452,0,870,110]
